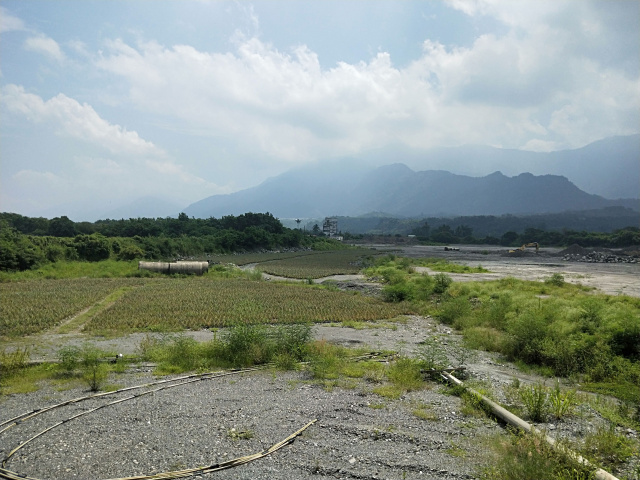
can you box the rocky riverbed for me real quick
[1,245,639,480]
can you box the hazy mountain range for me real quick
[96,134,638,220]
[184,135,638,219]
[184,164,638,219]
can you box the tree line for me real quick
[0,212,315,272]
[406,222,639,248]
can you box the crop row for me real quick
[0,278,147,336]
[211,250,320,266]
[83,277,410,332]
[258,249,377,279]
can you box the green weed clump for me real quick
[519,383,550,423]
[387,357,424,391]
[481,430,595,480]
[80,345,109,391]
[141,323,313,374]
[0,347,30,376]
[581,424,637,468]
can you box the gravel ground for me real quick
[2,316,638,480]
[2,245,639,480]
[1,361,500,480]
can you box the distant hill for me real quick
[356,134,640,200]
[184,163,638,219]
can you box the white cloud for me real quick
[0,84,164,157]
[0,85,227,215]
[24,35,65,62]
[0,6,25,33]
[95,11,639,160]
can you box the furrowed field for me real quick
[0,278,147,336]
[213,249,375,279]
[0,250,408,337]
[82,277,409,333]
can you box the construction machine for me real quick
[509,242,539,254]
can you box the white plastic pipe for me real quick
[442,372,619,480]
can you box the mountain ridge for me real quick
[184,165,638,219]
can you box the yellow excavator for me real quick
[509,242,539,254]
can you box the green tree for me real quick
[500,231,520,246]
[73,233,111,261]
[431,225,457,244]
[0,222,45,270]
[48,216,77,237]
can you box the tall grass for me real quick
[0,259,143,281]
[481,430,595,480]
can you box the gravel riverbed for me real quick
[2,316,638,480]
[2,246,639,480]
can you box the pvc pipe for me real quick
[442,372,620,480]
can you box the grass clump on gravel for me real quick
[140,323,313,374]
[1,343,131,395]
[481,429,596,480]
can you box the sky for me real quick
[1,0,639,221]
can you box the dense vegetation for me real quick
[346,222,639,248]
[0,212,331,272]
[367,256,640,405]
[326,206,639,240]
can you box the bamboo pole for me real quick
[441,372,620,480]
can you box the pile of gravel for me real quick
[562,251,636,263]
[558,244,637,263]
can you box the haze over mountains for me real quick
[183,135,639,220]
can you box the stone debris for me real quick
[562,251,637,263]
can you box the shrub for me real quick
[58,345,81,373]
[418,337,449,371]
[273,323,312,361]
[74,234,111,262]
[410,274,434,301]
[117,245,145,261]
[382,281,412,302]
[0,347,30,376]
[437,296,471,325]
[544,273,565,287]
[506,310,550,364]
[80,345,108,391]
[222,323,270,367]
[433,273,452,294]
